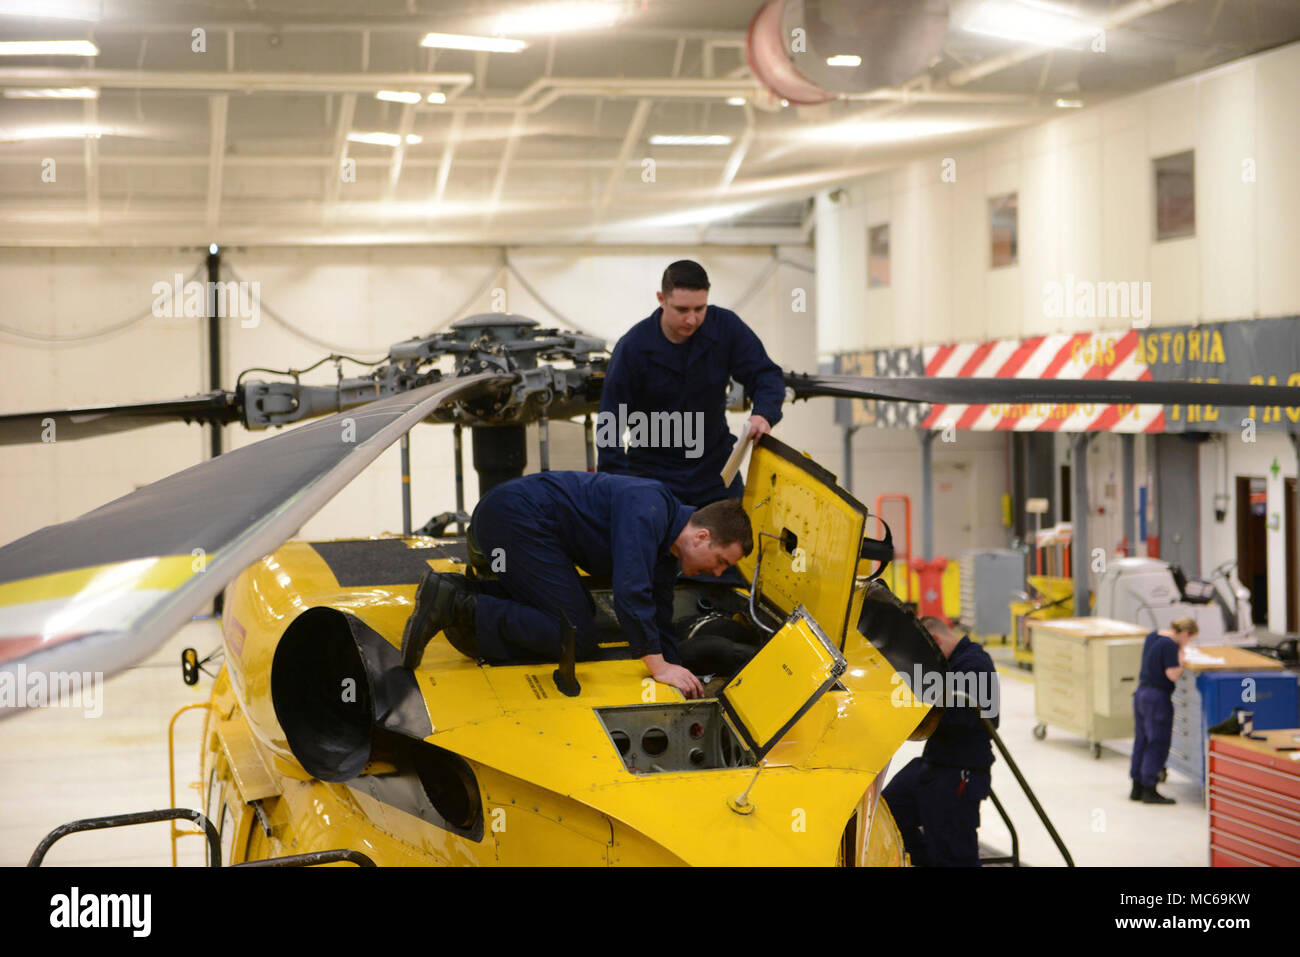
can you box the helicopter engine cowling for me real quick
[270,606,432,782]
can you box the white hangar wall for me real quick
[814,40,1300,628]
[0,244,818,546]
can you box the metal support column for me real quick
[842,425,856,494]
[1072,433,1092,614]
[205,245,223,459]
[453,423,465,535]
[1121,433,1135,556]
[400,433,412,536]
[920,429,937,560]
[538,410,550,471]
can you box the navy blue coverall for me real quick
[466,471,693,664]
[1131,630,1180,788]
[882,637,1000,867]
[597,305,786,507]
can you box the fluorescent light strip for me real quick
[495,1,622,35]
[376,90,422,104]
[1055,98,1083,108]
[0,123,106,141]
[0,40,99,56]
[650,135,732,146]
[420,32,527,54]
[726,97,746,106]
[826,54,862,67]
[348,132,423,147]
[426,92,447,104]
[3,87,98,99]
[962,0,1098,48]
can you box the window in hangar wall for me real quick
[1154,150,1195,241]
[988,192,1018,268]
[868,223,890,288]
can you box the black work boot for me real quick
[1129,780,1142,801]
[402,571,480,667]
[1141,785,1176,805]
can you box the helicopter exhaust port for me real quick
[271,606,432,782]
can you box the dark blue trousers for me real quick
[467,488,599,664]
[882,758,989,867]
[1131,685,1174,787]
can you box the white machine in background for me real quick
[1095,557,1255,646]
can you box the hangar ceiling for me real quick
[1,0,1298,246]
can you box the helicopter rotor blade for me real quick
[0,371,512,715]
[787,373,1300,409]
[0,392,242,446]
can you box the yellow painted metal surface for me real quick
[720,611,840,754]
[197,448,935,866]
[738,441,865,647]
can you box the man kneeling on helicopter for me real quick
[401,470,753,700]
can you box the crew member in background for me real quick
[1130,617,1198,805]
[597,259,786,507]
[400,470,753,700]
[882,616,1001,867]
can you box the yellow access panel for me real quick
[739,436,868,650]
[718,607,846,760]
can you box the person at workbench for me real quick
[596,259,786,507]
[400,470,753,700]
[1130,617,1198,805]
[882,616,1001,867]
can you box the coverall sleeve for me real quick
[728,315,786,427]
[608,489,672,657]
[1159,638,1180,674]
[597,337,635,474]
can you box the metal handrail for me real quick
[949,688,1074,867]
[234,849,377,867]
[168,701,213,866]
[981,713,1075,867]
[29,808,220,867]
[979,788,1020,866]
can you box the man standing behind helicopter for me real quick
[597,259,786,506]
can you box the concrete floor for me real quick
[2,623,1213,868]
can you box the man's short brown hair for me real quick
[689,499,753,555]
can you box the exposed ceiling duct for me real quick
[746,0,950,106]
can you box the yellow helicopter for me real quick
[5,313,1299,866]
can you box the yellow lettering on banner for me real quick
[1172,333,1184,364]
[1105,338,1116,367]
[1249,374,1263,421]
[1289,373,1300,423]
[1161,332,1172,363]
[1189,330,1201,362]
[1208,331,1225,364]
[1171,403,1181,421]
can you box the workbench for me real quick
[1208,729,1300,866]
[1170,646,1298,797]
[1029,617,1148,758]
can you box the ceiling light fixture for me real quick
[494,1,623,34]
[420,32,527,54]
[348,132,423,147]
[649,135,733,146]
[961,0,1099,48]
[726,97,746,106]
[3,87,98,99]
[826,54,862,67]
[0,123,107,141]
[426,92,447,104]
[1054,98,1083,108]
[0,40,99,56]
[376,90,422,104]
